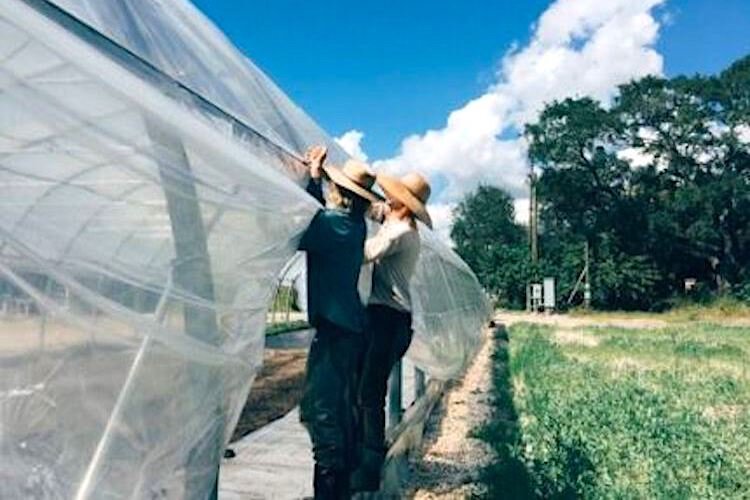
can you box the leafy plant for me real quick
[476,322,750,498]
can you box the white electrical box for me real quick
[543,277,555,311]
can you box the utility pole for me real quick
[584,240,591,309]
[527,163,539,313]
[529,165,539,266]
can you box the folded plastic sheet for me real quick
[0,0,489,498]
[0,2,319,498]
[48,0,350,166]
[407,227,491,380]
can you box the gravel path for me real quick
[404,311,750,499]
[404,313,665,499]
[406,329,496,499]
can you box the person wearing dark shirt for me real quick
[297,145,380,499]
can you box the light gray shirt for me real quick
[364,218,420,312]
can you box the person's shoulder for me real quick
[317,208,365,233]
[387,219,417,238]
[315,208,348,224]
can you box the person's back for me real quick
[295,147,380,499]
[301,207,367,333]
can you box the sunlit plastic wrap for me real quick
[48,0,350,165]
[298,224,491,380]
[0,0,489,498]
[407,227,491,380]
[0,1,321,498]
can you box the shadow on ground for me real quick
[472,326,537,499]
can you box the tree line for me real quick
[452,55,750,310]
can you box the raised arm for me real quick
[303,145,328,205]
[364,224,404,263]
[306,177,324,205]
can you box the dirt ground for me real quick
[230,348,308,442]
[495,311,669,330]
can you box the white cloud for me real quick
[513,198,530,226]
[427,203,456,246]
[371,0,667,240]
[426,198,529,247]
[617,147,655,168]
[335,129,368,162]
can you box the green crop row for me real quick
[476,323,750,499]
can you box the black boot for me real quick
[349,447,384,493]
[314,465,337,499]
[314,466,350,500]
[336,469,351,500]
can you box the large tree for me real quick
[451,54,750,310]
[525,54,750,309]
[525,97,663,309]
[451,185,530,308]
[616,66,750,295]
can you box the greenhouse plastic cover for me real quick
[0,0,490,498]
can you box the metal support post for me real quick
[388,360,403,428]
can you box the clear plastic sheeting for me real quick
[289,226,491,380]
[0,0,490,498]
[0,1,318,498]
[49,0,350,165]
[408,227,491,380]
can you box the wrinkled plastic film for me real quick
[47,0,351,167]
[0,2,318,498]
[0,0,490,498]
[408,227,491,380]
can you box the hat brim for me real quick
[376,174,433,229]
[322,165,382,203]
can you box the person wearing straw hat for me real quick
[297,145,381,499]
[350,171,432,493]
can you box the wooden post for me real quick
[529,168,539,266]
[285,286,292,324]
[584,240,591,309]
[415,368,426,399]
[388,360,403,427]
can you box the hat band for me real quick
[403,185,427,204]
[341,171,374,190]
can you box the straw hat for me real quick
[322,160,381,203]
[376,172,432,228]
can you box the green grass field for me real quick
[477,318,750,499]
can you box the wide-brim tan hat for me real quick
[376,172,433,228]
[322,159,382,204]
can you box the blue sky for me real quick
[192,0,749,161]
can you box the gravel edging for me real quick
[406,330,496,499]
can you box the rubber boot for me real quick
[314,465,338,500]
[314,466,352,500]
[349,447,384,493]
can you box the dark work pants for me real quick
[353,304,413,488]
[300,320,363,476]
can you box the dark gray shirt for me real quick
[299,180,367,333]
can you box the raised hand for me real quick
[303,145,328,179]
[367,201,390,223]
